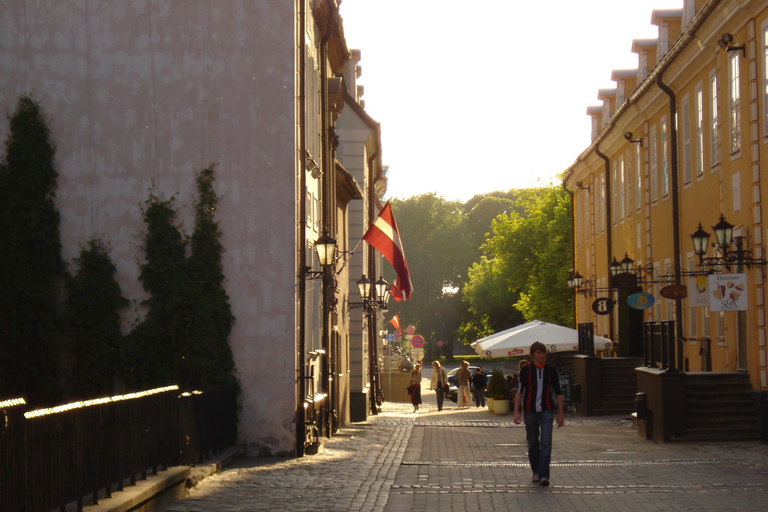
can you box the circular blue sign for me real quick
[628,292,655,310]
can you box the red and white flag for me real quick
[389,314,401,333]
[390,282,403,302]
[362,202,413,299]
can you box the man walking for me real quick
[455,360,472,408]
[471,366,487,407]
[513,341,564,486]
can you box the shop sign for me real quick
[708,273,748,312]
[628,292,655,310]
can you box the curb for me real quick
[82,446,246,512]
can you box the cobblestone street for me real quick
[164,393,768,512]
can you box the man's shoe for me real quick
[540,479,550,486]
[531,474,539,483]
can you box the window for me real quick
[695,85,705,177]
[682,96,691,184]
[612,162,618,225]
[716,311,725,341]
[650,125,658,203]
[688,257,697,338]
[635,142,642,210]
[702,306,710,338]
[729,52,741,154]
[661,117,669,197]
[710,70,720,166]
[763,22,768,138]
[619,156,626,220]
[600,174,606,233]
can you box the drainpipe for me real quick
[296,0,307,458]
[594,143,615,342]
[562,182,577,328]
[367,151,381,416]
[656,71,684,368]
[319,27,331,441]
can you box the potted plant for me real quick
[487,369,510,415]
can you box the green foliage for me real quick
[123,196,187,389]
[474,187,573,326]
[487,369,508,399]
[178,164,236,390]
[125,165,235,392]
[65,239,127,399]
[0,96,65,405]
[390,195,476,359]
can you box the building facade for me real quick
[0,0,388,456]
[564,0,768,418]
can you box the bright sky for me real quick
[339,0,683,202]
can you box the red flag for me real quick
[389,314,400,332]
[362,202,413,299]
[390,282,403,302]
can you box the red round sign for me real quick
[405,325,416,335]
[411,335,424,348]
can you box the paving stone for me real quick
[164,383,768,512]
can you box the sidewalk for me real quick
[164,383,768,512]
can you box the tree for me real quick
[0,96,65,405]
[477,187,572,326]
[177,164,236,390]
[123,196,187,389]
[389,194,475,360]
[124,166,236,392]
[65,239,127,399]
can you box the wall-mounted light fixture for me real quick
[691,214,767,271]
[717,33,746,58]
[349,274,391,311]
[576,181,591,192]
[305,232,338,279]
[624,131,643,146]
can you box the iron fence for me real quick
[0,384,237,512]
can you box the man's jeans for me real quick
[524,410,554,480]
[473,387,485,407]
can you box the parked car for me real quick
[446,366,490,403]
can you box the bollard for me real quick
[635,391,647,420]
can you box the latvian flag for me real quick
[362,201,413,299]
[389,314,401,335]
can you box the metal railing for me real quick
[642,320,678,371]
[0,384,237,512]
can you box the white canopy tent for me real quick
[472,320,613,359]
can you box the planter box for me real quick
[492,399,510,415]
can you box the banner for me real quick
[687,275,710,307]
[708,273,748,312]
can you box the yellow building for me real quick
[564,0,768,420]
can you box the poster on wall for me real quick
[688,275,710,307]
[708,273,748,312]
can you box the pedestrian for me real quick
[455,360,472,408]
[513,342,564,487]
[472,366,487,407]
[430,361,449,411]
[509,359,529,392]
[409,363,423,412]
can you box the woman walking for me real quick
[430,361,449,411]
[409,363,423,412]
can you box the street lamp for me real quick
[314,232,338,267]
[357,275,372,301]
[690,223,710,259]
[609,257,622,277]
[620,253,634,275]
[712,214,734,251]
